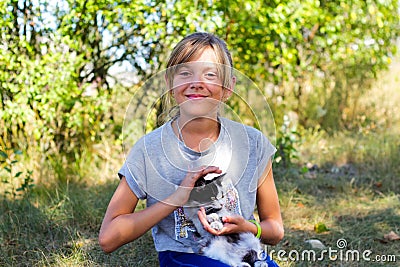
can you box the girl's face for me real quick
[171,47,234,119]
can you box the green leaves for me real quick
[0,0,399,169]
[211,0,399,130]
[314,222,330,233]
[0,150,7,159]
[0,147,34,199]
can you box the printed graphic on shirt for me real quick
[174,207,196,239]
[224,183,241,215]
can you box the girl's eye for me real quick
[205,72,217,78]
[179,71,191,77]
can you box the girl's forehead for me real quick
[189,47,219,63]
[176,61,219,70]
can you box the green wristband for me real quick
[249,219,262,239]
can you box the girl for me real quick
[99,32,284,266]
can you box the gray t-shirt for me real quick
[119,117,276,253]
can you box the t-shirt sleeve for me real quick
[258,132,276,166]
[255,131,277,184]
[118,138,147,200]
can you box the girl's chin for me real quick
[179,106,219,118]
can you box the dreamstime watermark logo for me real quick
[267,238,398,263]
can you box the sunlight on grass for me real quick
[360,59,400,133]
[274,191,400,267]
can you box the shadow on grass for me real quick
[0,179,158,266]
[276,144,400,201]
[0,197,68,266]
[293,130,400,195]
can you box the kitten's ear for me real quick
[212,173,226,185]
[194,177,206,187]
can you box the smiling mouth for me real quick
[186,94,208,100]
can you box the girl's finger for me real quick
[199,166,222,176]
[197,208,219,235]
[222,215,240,224]
[187,166,221,186]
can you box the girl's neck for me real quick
[175,115,220,152]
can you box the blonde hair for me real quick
[160,32,234,123]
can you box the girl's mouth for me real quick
[186,94,208,100]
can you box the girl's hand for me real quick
[198,207,256,236]
[168,166,222,207]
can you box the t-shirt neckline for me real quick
[167,117,225,156]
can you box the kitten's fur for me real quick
[184,174,268,267]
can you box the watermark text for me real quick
[268,238,398,263]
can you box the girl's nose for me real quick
[190,80,203,89]
[189,72,204,89]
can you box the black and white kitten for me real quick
[184,174,268,267]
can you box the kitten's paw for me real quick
[206,213,220,223]
[209,221,223,231]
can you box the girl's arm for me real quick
[255,160,284,245]
[198,160,284,245]
[99,166,222,253]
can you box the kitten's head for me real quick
[187,173,226,212]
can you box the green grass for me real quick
[273,168,400,266]
[1,133,399,267]
[0,180,159,266]
[1,62,399,266]
[270,127,400,266]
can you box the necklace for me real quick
[175,117,220,150]
[176,117,185,142]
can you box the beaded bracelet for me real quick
[248,219,262,239]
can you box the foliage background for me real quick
[0,0,399,266]
[1,0,398,158]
